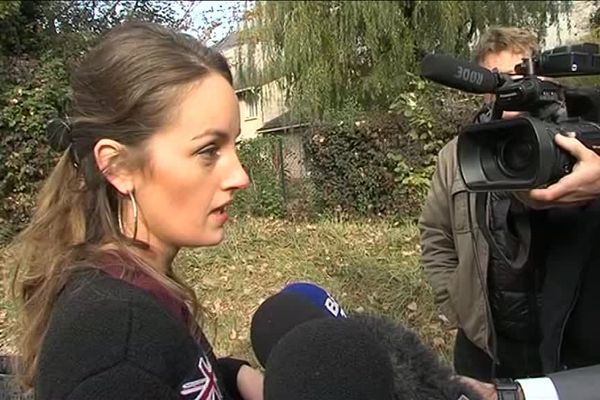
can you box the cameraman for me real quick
[419,26,600,400]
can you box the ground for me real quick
[0,216,455,368]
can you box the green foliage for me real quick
[0,1,20,21]
[0,55,69,240]
[591,5,600,31]
[303,73,479,220]
[231,136,287,218]
[303,112,428,219]
[0,0,46,57]
[241,0,571,122]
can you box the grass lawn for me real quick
[0,216,455,368]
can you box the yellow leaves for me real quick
[432,337,446,349]
[201,277,219,288]
[169,217,453,360]
[407,301,418,312]
[212,298,223,314]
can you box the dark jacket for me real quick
[539,200,600,372]
[485,191,546,344]
[35,255,248,400]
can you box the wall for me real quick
[543,1,596,48]
[219,38,288,141]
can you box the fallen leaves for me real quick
[136,217,452,362]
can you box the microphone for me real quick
[250,290,336,367]
[252,286,482,399]
[281,282,347,318]
[251,282,347,367]
[350,313,480,400]
[263,317,396,400]
[420,53,502,94]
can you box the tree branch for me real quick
[126,0,140,21]
[177,1,196,29]
[99,0,121,29]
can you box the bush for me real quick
[0,54,69,243]
[303,78,478,220]
[231,136,287,218]
[303,112,427,219]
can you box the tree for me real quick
[240,1,573,122]
[591,3,600,31]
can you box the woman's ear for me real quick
[94,138,134,195]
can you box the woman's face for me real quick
[132,72,250,251]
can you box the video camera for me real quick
[420,43,600,191]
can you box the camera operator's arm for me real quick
[460,364,600,400]
[418,140,459,326]
[526,134,600,207]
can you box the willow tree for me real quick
[239,1,573,122]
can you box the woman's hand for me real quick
[236,365,264,400]
[458,376,498,400]
[457,376,525,400]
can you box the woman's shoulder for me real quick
[54,266,189,334]
[42,266,195,368]
[57,267,161,313]
[37,267,200,398]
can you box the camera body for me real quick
[436,43,600,191]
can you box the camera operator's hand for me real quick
[525,133,600,208]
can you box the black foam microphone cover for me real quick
[420,53,499,94]
[250,291,332,367]
[353,313,481,400]
[263,317,395,400]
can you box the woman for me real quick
[9,21,263,400]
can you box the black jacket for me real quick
[480,192,600,371]
[35,258,248,400]
[485,191,547,344]
[539,199,600,372]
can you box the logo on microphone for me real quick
[324,295,347,318]
[454,65,484,86]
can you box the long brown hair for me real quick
[9,21,233,390]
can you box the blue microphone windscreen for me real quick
[282,282,347,318]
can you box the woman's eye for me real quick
[196,145,221,161]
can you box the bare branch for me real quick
[126,0,140,20]
[177,1,197,29]
[99,0,121,28]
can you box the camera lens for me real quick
[499,136,535,176]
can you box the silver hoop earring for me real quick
[118,191,139,240]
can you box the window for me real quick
[246,97,258,119]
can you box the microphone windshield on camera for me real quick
[263,317,395,400]
[420,53,501,94]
